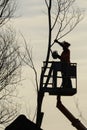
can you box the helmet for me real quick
[62,41,70,48]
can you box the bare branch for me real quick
[74,97,87,125]
[0,0,16,26]
[49,0,83,48]
[20,33,39,92]
[45,0,48,8]
[51,0,60,30]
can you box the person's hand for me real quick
[54,39,58,43]
[52,51,58,59]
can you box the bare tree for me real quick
[19,34,38,121]
[0,0,16,26]
[19,34,38,92]
[0,27,21,125]
[0,0,21,126]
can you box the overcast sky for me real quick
[3,0,87,130]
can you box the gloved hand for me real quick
[52,51,58,59]
[54,39,58,43]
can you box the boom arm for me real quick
[56,96,87,130]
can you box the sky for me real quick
[2,0,87,130]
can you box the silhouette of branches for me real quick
[19,34,38,121]
[51,0,83,43]
[44,0,83,64]
[74,97,87,126]
[0,0,16,26]
[0,28,21,89]
[20,34,38,92]
[0,0,21,126]
[0,27,21,125]
[0,102,18,124]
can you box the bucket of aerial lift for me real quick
[41,61,77,96]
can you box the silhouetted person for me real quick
[53,40,72,88]
[5,114,42,130]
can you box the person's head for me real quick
[62,41,70,50]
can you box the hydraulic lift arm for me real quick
[56,96,87,130]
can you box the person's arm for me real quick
[54,39,63,48]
